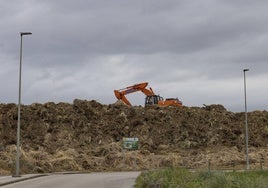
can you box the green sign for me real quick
[123,137,139,150]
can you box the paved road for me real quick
[2,172,140,188]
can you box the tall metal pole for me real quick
[243,68,249,170]
[15,32,32,177]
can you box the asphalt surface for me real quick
[0,172,140,188]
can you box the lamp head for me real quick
[243,69,249,72]
[20,32,32,36]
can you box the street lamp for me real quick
[15,32,32,177]
[243,68,249,170]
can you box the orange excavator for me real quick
[114,82,182,107]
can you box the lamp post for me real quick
[243,68,249,170]
[15,32,32,177]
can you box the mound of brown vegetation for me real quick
[0,100,267,174]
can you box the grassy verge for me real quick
[135,167,268,188]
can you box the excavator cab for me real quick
[145,95,163,105]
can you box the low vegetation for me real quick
[135,167,268,188]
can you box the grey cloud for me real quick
[1,0,268,111]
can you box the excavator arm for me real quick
[114,82,154,106]
[114,82,183,107]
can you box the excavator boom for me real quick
[114,82,154,106]
[114,82,182,107]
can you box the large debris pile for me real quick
[0,100,268,174]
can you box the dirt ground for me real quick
[0,99,267,175]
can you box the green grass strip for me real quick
[135,167,268,188]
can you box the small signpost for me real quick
[122,137,139,150]
[122,137,139,170]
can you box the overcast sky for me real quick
[1,0,268,112]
